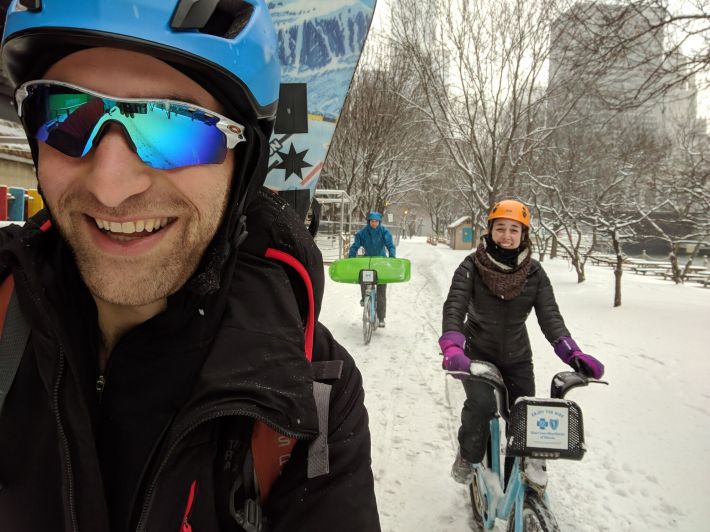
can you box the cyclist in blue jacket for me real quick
[349,212,396,326]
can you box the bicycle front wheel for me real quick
[362,294,373,344]
[468,470,486,530]
[507,493,560,532]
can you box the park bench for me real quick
[661,267,710,285]
[627,259,672,276]
[684,271,710,288]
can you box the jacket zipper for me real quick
[181,479,198,532]
[96,374,105,402]
[15,270,79,532]
[135,410,313,532]
[55,346,79,532]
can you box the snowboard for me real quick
[329,257,411,284]
[266,0,377,219]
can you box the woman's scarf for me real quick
[473,236,532,300]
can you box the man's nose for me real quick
[83,124,152,208]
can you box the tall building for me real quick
[547,2,702,141]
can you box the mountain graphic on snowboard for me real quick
[265,0,377,218]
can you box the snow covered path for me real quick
[319,237,710,531]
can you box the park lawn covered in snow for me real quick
[319,236,710,532]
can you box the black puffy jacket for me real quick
[0,189,380,532]
[442,254,570,367]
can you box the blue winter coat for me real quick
[348,225,396,258]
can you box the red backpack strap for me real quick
[263,248,314,361]
[250,248,316,504]
[0,275,14,333]
[0,274,31,416]
[252,249,345,505]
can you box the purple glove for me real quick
[439,331,471,372]
[554,336,605,379]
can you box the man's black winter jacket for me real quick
[0,189,380,531]
[442,254,570,367]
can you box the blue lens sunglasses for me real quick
[15,80,247,170]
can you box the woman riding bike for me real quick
[438,199,605,483]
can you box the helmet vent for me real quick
[171,0,253,38]
[200,0,254,39]
[18,0,42,11]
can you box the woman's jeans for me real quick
[458,359,535,463]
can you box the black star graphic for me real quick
[275,144,312,181]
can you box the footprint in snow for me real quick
[658,499,684,516]
[606,470,624,483]
[614,486,629,497]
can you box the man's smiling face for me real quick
[38,47,234,306]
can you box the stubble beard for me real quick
[54,196,225,307]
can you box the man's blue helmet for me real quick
[1,0,282,294]
[367,212,382,222]
[1,0,280,129]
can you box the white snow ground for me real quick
[319,236,710,532]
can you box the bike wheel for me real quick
[507,493,560,532]
[468,470,486,530]
[362,294,373,344]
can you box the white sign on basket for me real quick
[526,405,569,450]
[361,270,374,283]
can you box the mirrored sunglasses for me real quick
[15,80,246,170]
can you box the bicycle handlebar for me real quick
[446,359,608,421]
[550,370,608,399]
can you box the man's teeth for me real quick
[94,217,170,234]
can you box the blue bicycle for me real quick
[450,360,606,531]
[359,268,378,344]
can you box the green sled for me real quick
[329,257,411,284]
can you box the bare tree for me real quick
[554,0,710,110]
[415,175,460,239]
[388,0,578,232]
[528,116,670,295]
[536,0,709,296]
[323,35,428,216]
[638,114,710,282]
[526,123,607,282]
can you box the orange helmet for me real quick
[488,200,531,227]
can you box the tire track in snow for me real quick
[321,239,475,531]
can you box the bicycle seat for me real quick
[468,360,510,419]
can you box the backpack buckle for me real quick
[232,498,264,532]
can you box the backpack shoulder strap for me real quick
[232,371,340,532]
[0,275,31,415]
[250,359,344,502]
[250,248,345,505]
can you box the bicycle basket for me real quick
[358,269,378,285]
[506,398,585,460]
